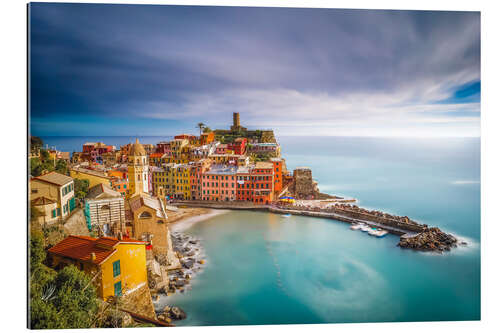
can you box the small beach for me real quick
[169,208,230,232]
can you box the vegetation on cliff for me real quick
[29,231,99,329]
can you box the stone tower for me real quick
[230,112,247,132]
[127,138,149,198]
[233,112,240,128]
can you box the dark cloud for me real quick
[29,3,480,136]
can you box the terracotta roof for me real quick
[32,171,73,186]
[31,196,56,206]
[48,235,145,265]
[149,153,163,158]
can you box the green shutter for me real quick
[52,209,56,218]
[114,281,122,296]
[113,260,121,277]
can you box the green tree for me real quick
[30,204,45,223]
[202,126,212,133]
[74,178,90,199]
[31,136,43,151]
[55,159,68,175]
[40,149,50,161]
[196,122,205,136]
[30,265,99,329]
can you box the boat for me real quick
[350,223,363,230]
[375,230,389,238]
[368,228,380,236]
[281,214,291,218]
[360,225,371,232]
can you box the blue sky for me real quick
[29,3,480,137]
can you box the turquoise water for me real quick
[40,136,480,324]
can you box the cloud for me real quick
[28,4,480,136]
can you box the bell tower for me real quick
[127,138,149,198]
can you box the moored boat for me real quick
[360,225,371,232]
[350,223,363,230]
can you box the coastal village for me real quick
[28,113,461,328]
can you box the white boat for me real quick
[350,223,363,230]
[368,228,380,236]
[281,214,291,218]
[375,230,389,238]
[360,225,371,232]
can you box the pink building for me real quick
[201,165,238,201]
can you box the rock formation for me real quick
[289,167,333,200]
[398,227,459,252]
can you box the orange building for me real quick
[270,158,284,194]
[200,132,215,145]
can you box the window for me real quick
[52,209,56,218]
[113,260,121,277]
[114,281,122,296]
[56,208,61,216]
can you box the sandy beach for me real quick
[168,207,229,232]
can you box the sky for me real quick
[29,3,480,137]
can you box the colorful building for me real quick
[48,235,147,300]
[30,171,76,219]
[149,152,164,167]
[228,137,247,155]
[201,164,237,201]
[270,157,284,194]
[189,159,212,200]
[251,162,274,204]
[71,166,113,189]
[200,131,215,145]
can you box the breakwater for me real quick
[171,201,459,252]
[171,201,421,235]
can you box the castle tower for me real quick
[127,138,149,198]
[233,112,240,128]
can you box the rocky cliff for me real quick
[398,227,459,252]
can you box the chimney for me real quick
[90,252,96,262]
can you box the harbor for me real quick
[169,199,459,251]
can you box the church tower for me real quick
[127,138,149,198]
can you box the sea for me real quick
[40,136,481,325]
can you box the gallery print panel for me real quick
[28,2,480,329]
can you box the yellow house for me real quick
[70,166,113,188]
[30,171,75,219]
[48,235,148,300]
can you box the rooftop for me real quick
[48,235,145,265]
[86,183,122,199]
[32,171,73,186]
[129,194,167,219]
[255,162,273,169]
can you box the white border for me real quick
[1,0,498,332]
